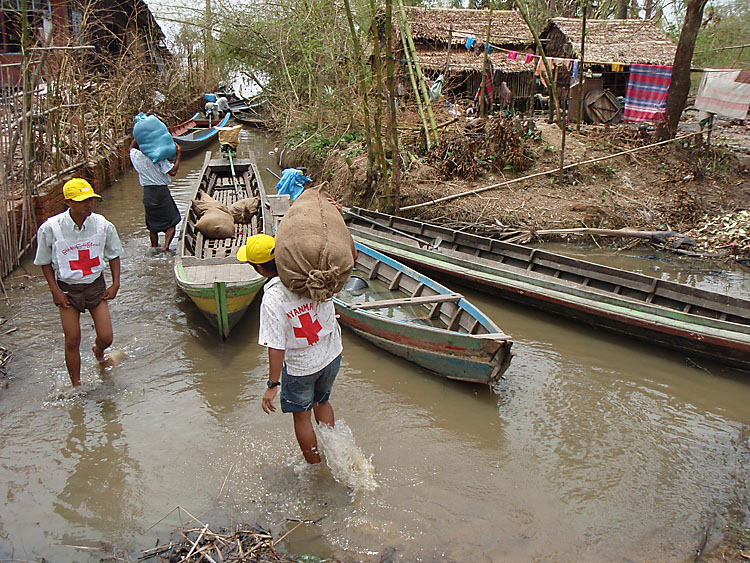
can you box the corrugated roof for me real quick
[543,18,676,65]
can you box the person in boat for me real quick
[129,138,182,253]
[34,179,123,386]
[236,232,354,464]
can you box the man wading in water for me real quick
[129,139,182,253]
[237,233,356,464]
[34,179,123,386]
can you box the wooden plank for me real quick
[353,292,462,310]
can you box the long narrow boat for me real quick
[174,152,270,338]
[169,112,231,152]
[344,207,750,372]
[334,242,513,383]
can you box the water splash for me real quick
[316,420,378,494]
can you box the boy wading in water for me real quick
[129,139,182,253]
[34,179,123,386]
[237,233,355,464]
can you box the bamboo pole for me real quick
[397,0,439,142]
[368,0,389,198]
[577,0,587,132]
[342,0,375,175]
[397,11,432,149]
[479,5,493,118]
[515,0,568,176]
[385,0,401,211]
[401,131,701,211]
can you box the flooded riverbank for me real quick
[1,128,748,561]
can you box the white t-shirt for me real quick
[130,148,174,186]
[258,277,342,376]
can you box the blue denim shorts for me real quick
[280,355,341,413]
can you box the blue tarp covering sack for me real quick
[204,93,217,103]
[133,113,176,163]
[275,168,311,201]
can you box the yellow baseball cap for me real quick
[237,234,275,264]
[63,178,101,201]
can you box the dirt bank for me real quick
[313,108,749,258]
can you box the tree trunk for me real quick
[657,0,708,139]
[617,0,628,19]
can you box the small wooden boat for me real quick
[231,106,267,128]
[230,96,269,127]
[344,207,750,372]
[334,242,512,383]
[169,112,231,152]
[174,151,270,338]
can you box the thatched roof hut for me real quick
[540,18,676,65]
[401,6,535,73]
[393,7,537,109]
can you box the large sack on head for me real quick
[192,191,230,217]
[275,186,354,301]
[133,113,176,163]
[230,197,259,223]
[195,208,235,239]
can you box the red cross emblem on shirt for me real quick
[69,249,100,276]
[293,312,323,345]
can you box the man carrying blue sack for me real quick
[129,138,182,253]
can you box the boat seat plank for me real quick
[353,292,463,310]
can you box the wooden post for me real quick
[577,0,587,131]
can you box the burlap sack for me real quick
[192,191,230,217]
[275,187,354,301]
[195,208,235,239]
[230,197,259,223]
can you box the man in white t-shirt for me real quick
[237,233,355,464]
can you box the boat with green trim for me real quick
[344,207,750,372]
[174,151,270,338]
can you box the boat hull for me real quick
[348,218,750,372]
[334,304,511,383]
[333,242,512,384]
[175,264,265,339]
[170,113,231,152]
[174,152,269,338]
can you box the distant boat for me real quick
[334,242,513,384]
[344,207,750,372]
[230,96,269,128]
[174,151,270,339]
[169,112,231,152]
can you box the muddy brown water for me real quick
[1,129,749,562]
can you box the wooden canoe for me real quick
[334,242,512,383]
[344,207,750,372]
[174,151,270,339]
[169,112,231,152]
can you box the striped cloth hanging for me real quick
[623,64,673,123]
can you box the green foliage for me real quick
[691,0,750,73]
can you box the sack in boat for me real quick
[191,191,230,217]
[217,125,242,151]
[275,186,354,301]
[133,113,176,163]
[230,197,259,223]
[195,208,235,239]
